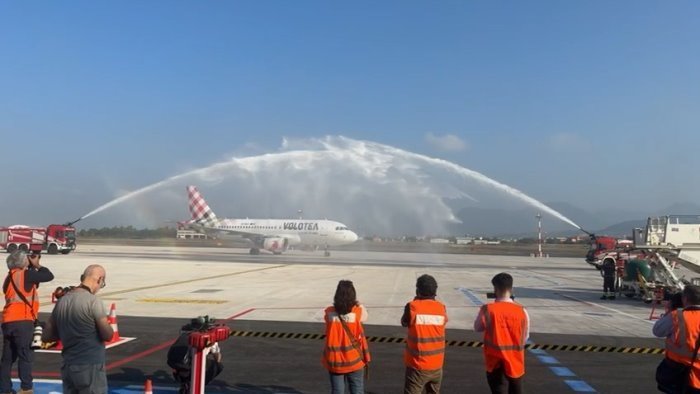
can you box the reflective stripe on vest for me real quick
[482,302,527,378]
[404,299,447,370]
[322,305,368,374]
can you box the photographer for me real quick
[167,318,224,394]
[43,265,113,394]
[474,273,529,394]
[0,250,54,394]
[653,285,700,393]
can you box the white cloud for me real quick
[547,132,590,152]
[425,133,469,152]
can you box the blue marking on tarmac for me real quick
[564,380,597,392]
[458,287,485,306]
[528,348,547,355]
[550,367,576,377]
[537,355,559,364]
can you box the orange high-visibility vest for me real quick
[481,302,527,378]
[3,269,39,323]
[664,308,700,389]
[322,305,370,374]
[404,299,447,370]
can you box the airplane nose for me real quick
[348,231,358,242]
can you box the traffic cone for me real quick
[106,303,121,344]
[143,379,153,394]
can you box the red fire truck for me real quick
[0,224,77,254]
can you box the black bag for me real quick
[657,358,690,394]
[167,333,191,375]
[656,331,700,394]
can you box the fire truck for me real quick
[585,216,700,302]
[0,224,77,254]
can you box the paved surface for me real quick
[27,317,661,393]
[7,244,687,393]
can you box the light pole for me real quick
[536,213,543,258]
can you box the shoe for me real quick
[608,295,616,300]
[600,295,607,300]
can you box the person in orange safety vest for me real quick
[0,250,54,394]
[401,274,448,394]
[653,285,700,394]
[474,272,529,394]
[322,280,370,394]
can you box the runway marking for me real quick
[37,337,137,354]
[564,380,597,392]
[40,264,285,307]
[538,355,559,364]
[226,307,256,320]
[105,338,176,371]
[550,367,576,377]
[223,331,664,354]
[456,287,484,306]
[556,293,654,323]
[137,298,229,304]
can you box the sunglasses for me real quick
[29,255,41,259]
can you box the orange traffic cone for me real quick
[143,378,153,394]
[106,303,121,344]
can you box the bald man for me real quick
[44,265,113,394]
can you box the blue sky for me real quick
[1,1,699,228]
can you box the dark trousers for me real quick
[0,321,35,392]
[487,367,523,394]
[603,275,616,293]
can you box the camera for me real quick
[30,323,43,350]
[53,286,75,301]
[486,292,515,300]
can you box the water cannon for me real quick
[579,227,594,237]
[63,217,82,227]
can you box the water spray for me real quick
[75,136,584,233]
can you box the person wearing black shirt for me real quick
[600,258,617,300]
[0,250,54,394]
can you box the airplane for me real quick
[180,186,359,256]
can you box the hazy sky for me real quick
[1,2,699,229]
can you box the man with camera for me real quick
[653,285,700,394]
[474,273,529,394]
[0,250,54,394]
[401,274,448,394]
[167,317,224,394]
[43,265,113,394]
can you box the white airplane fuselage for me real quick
[206,218,358,247]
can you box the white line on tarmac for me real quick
[556,293,654,324]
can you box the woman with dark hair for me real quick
[322,280,370,394]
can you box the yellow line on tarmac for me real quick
[138,298,228,304]
[40,264,286,306]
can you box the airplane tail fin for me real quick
[186,186,218,226]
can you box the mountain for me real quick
[445,200,700,238]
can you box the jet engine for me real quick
[263,237,289,254]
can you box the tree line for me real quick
[78,226,177,239]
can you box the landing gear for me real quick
[249,248,260,255]
[324,244,330,257]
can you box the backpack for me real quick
[167,333,191,374]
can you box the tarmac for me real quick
[16,244,697,393]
